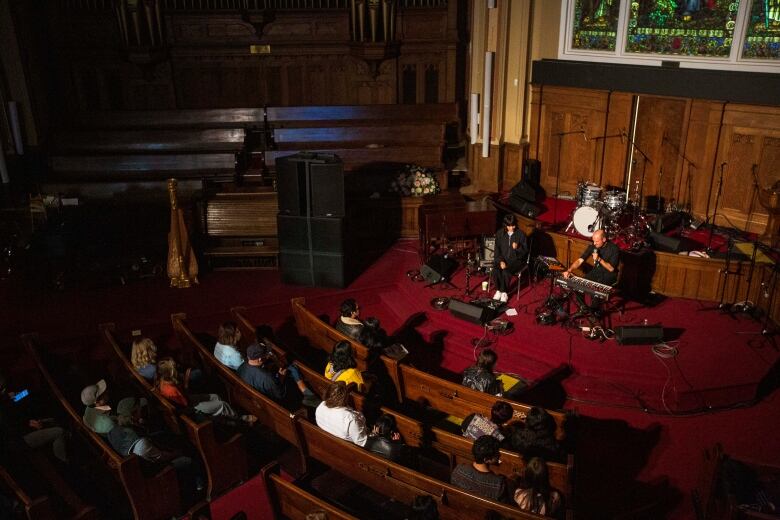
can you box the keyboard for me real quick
[554,274,614,299]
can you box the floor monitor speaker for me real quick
[615,325,664,345]
[420,254,458,284]
[449,299,491,325]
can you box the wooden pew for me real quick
[264,147,444,172]
[261,462,359,520]
[231,307,574,507]
[294,418,550,520]
[52,129,246,155]
[48,154,236,180]
[289,298,405,403]
[265,103,458,127]
[100,322,248,501]
[289,297,568,440]
[0,464,58,520]
[71,109,266,129]
[273,124,444,147]
[21,333,182,520]
[169,313,307,469]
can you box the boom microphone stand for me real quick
[621,131,653,209]
[706,162,728,256]
[553,130,588,227]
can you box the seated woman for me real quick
[461,349,502,395]
[156,358,255,424]
[213,321,244,371]
[359,317,389,351]
[324,341,365,390]
[461,400,515,445]
[492,213,528,303]
[513,457,563,518]
[131,337,158,382]
[364,413,407,463]
[510,407,564,463]
[315,381,368,447]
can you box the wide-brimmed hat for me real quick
[80,379,107,406]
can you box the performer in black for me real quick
[492,214,528,302]
[562,229,619,317]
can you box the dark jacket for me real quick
[335,316,363,340]
[494,227,528,265]
[462,366,501,395]
[365,435,406,463]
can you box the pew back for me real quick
[0,465,57,520]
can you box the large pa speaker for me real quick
[278,215,344,253]
[615,325,664,345]
[509,195,542,218]
[420,254,458,284]
[510,180,540,203]
[278,250,350,288]
[522,159,541,185]
[278,214,351,288]
[449,299,496,325]
[276,153,344,217]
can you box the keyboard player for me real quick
[562,229,619,315]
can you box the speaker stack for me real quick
[277,153,354,288]
[509,159,543,218]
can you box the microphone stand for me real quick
[553,130,587,227]
[662,135,698,212]
[706,162,727,256]
[622,131,653,209]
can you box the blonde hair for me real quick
[217,322,241,346]
[157,357,179,386]
[130,337,157,369]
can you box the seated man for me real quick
[237,342,319,409]
[81,379,116,435]
[335,298,363,340]
[461,349,502,395]
[562,228,619,319]
[450,435,511,502]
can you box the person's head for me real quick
[116,396,148,426]
[80,379,109,407]
[130,337,157,369]
[472,435,501,465]
[408,494,439,520]
[340,298,359,319]
[372,413,398,440]
[329,341,357,372]
[524,457,551,495]
[476,349,498,373]
[525,406,555,437]
[157,357,179,385]
[592,229,607,248]
[323,381,349,408]
[217,321,241,347]
[490,401,514,426]
[503,213,518,232]
[246,341,272,366]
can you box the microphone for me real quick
[762,282,770,299]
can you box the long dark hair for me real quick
[524,457,551,513]
[329,341,357,372]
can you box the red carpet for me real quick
[3,238,779,519]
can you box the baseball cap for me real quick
[246,342,270,361]
[80,379,107,406]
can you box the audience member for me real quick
[513,457,562,518]
[81,379,116,435]
[214,321,244,370]
[108,397,203,496]
[462,349,502,395]
[0,371,68,464]
[237,342,319,409]
[324,341,365,389]
[406,494,439,520]
[335,299,363,340]
[364,413,406,463]
[131,337,158,382]
[157,358,255,424]
[461,400,515,445]
[450,435,510,502]
[510,407,564,463]
[315,381,367,447]
[359,317,389,351]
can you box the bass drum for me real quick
[572,206,602,237]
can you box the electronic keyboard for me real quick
[554,274,614,299]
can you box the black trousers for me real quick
[492,259,525,292]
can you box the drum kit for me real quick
[567,181,651,250]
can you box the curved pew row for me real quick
[261,462,359,520]
[289,297,570,441]
[99,323,248,501]
[0,465,59,520]
[21,334,182,520]
[230,307,575,510]
[171,313,559,520]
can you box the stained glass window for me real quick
[742,0,780,59]
[625,0,742,57]
[571,0,621,51]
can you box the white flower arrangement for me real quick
[389,164,441,198]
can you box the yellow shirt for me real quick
[324,362,365,387]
